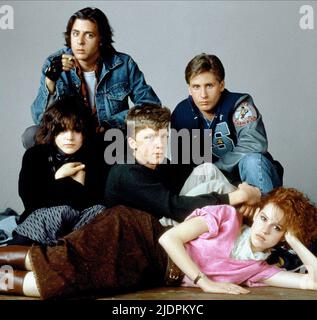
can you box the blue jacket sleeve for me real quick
[30,49,68,124]
[127,56,161,106]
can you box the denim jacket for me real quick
[31,47,161,129]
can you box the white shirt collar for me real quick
[231,226,271,261]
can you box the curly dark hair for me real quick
[64,7,115,59]
[257,187,317,247]
[35,96,95,146]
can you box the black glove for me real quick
[44,56,63,81]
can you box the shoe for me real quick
[0,269,27,295]
[0,245,30,270]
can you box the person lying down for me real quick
[0,187,317,298]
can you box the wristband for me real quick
[45,56,63,81]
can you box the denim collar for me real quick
[63,46,124,81]
[99,53,124,79]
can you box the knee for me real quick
[193,163,217,175]
[21,125,39,149]
[238,153,262,170]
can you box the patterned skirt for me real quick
[14,205,105,245]
[29,205,168,299]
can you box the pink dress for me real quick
[181,205,281,287]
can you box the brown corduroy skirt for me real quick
[29,205,168,299]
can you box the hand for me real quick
[238,205,257,218]
[45,54,76,82]
[284,231,296,244]
[199,277,250,295]
[61,54,76,72]
[228,182,261,206]
[238,182,261,205]
[284,231,317,290]
[284,231,303,249]
[45,54,76,93]
[71,169,86,185]
[45,55,63,82]
[55,162,85,180]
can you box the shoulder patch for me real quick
[233,101,258,126]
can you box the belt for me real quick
[164,256,185,286]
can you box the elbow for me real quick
[158,230,172,249]
[158,232,167,247]
[257,135,268,152]
[259,140,268,153]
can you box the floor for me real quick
[1,286,317,300]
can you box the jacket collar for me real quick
[188,89,229,120]
[99,53,124,79]
[188,95,201,118]
[64,47,123,80]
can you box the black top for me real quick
[104,162,229,222]
[18,144,107,223]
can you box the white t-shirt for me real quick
[83,71,96,108]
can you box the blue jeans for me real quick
[238,153,282,194]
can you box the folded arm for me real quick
[159,216,249,294]
[263,232,317,290]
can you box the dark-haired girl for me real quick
[8,96,106,246]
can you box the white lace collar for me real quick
[231,226,271,261]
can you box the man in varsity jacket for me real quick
[171,53,283,193]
